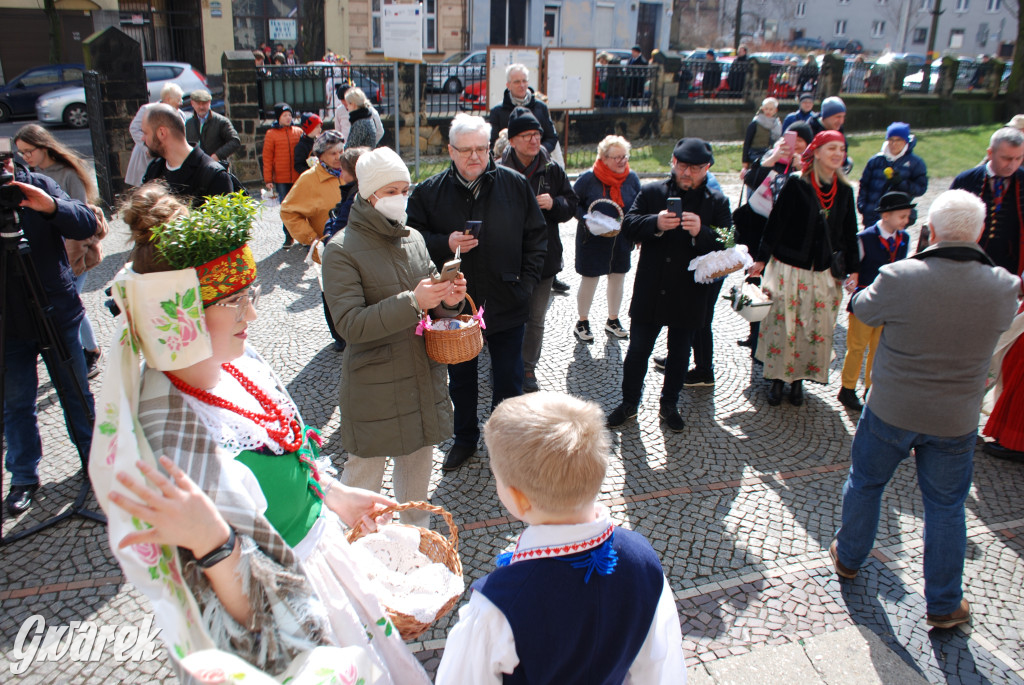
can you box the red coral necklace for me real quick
[165,364,303,452]
[811,172,838,212]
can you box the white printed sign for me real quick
[382,4,423,63]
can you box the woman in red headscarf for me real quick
[748,130,860,407]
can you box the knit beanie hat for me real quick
[273,102,292,123]
[886,121,911,141]
[313,130,344,156]
[507,107,542,139]
[786,121,815,145]
[357,147,411,199]
[820,97,846,120]
[673,138,714,165]
[300,112,322,135]
[798,92,814,103]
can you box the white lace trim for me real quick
[179,352,302,455]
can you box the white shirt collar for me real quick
[509,505,613,564]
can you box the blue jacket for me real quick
[782,109,815,131]
[857,137,928,226]
[4,163,98,339]
[572,169,640,277]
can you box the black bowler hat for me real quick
[875,191,916,214]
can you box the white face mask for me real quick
[372,193,407,222]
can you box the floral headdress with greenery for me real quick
[150,192,259,305]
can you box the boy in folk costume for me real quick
[838,192,914,411]
[436,392,685,684]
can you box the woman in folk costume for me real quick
[88,185,431,684]
[749,130,860,407]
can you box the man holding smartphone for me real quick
[606,138,731,432]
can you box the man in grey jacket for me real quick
[185,89,241,166]
[830,189,1021,630]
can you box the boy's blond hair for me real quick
[483,392,608,514]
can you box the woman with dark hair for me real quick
[15,123,106,377]
[748,130,860,406]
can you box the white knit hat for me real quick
[356,147,411,199]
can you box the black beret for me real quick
[673,138,714,165]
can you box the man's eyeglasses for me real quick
[211,283,261,322]
[451,145,490,158]
[516,132,541,142]
[675,162,708,174]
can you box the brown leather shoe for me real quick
[926,599,971,629]
[829,540,859,579]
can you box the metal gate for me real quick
[118,0,206,73]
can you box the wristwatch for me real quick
[194,527,237,569]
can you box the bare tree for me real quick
[44,0,63,63]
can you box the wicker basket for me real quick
[346,501,464,641]
[585,198,623,237]
[705,263,745,281]
[423,294,483,365]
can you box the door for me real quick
[543,6,560,49]
[636,2,659,58]
[490,0,528,45]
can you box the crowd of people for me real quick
[3,64,1023,681]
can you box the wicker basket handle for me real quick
[351,500,460,552]
[461,293,477,317]
[588,197,624,220]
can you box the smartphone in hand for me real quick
[666,198,682,218]
[464,220,482,238]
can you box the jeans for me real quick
[621,321,695,407]
[691,279,724,373]
[4,326,95,486]
[275,182,293,240]
[449,324,525,446]
[522,277,553,374]
[835,406,976,615]
[74,271,97,351]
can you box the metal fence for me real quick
[256,63,397,122]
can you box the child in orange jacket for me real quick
[263,102,303,248]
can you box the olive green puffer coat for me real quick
[322,196,458,458]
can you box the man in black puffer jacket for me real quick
[407,113,547,471]
[606,139,730,433]
[496,107,577,393]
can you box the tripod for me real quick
[0,194,105,546]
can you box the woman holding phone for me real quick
[322,147,467,527]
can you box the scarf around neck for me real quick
[501,145,548,182]
[510,89,534,107]
[593,158,631,207]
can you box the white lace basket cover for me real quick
[583,197,623,237]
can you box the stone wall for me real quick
[221,51,263,186]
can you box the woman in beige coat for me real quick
[322,148,466,528]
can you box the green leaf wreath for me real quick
[151,192,258,270]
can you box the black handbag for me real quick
[821,209,846,279]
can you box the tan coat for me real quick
[322,197,459,458]
[280,164,344,247]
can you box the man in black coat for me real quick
[488,64,558,156]
[142,103,234,207]
[496,107,578,392]
[185,89,241,166]
[950,126,1024,275]
[2,157,98,514]
[606,139,730,432]
[407,113,547,471]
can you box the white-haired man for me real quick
[950,126,1024,275]
[488,64,558,156]
[831,189,1021,630]
[407,113,547,471]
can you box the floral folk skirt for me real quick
[755,259,842,384]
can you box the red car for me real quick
[458,79,488,111]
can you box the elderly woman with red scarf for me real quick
[749,130,860,407]
[571,135,642,342]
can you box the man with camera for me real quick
[141,102,234,206]
[2,152,98,515]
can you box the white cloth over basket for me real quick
[583,211,622,236]
[688,245,754,284]
[348,525,466,624]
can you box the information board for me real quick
[382,3,423,63]
[486,47,542,110]
[268,19,297,42]
[544,48,595,110]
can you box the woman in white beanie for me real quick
[322,147,467,527]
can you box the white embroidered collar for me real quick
[505,505,614,565]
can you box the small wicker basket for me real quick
[346,501,464,641]
[423,294,483,365]
[705,263,745,281]
[586,198,623,237]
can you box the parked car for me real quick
[788,37,825,51]
[458,79,488,111]
[0,63,84,122]
[825,39,864,54]
[902,57,977,90]
[426,51,486,94]
[595,48,635,64]
[875,52,929,74]
[35,62,207,129]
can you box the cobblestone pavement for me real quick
[2,174,1022,683]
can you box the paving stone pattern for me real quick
[1,174,1022,683]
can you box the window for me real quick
[987,0,1001,11]
[232,0,300,52]
[978,23,990,45]
[918,0,933,10]
[955,0,969,11]
[838,0,849,4]
[795,2,806,17]
[912,27,927,43]
[20,68,60,87]
[835,19,847,36]
[949,28,965,48]
[878,0,888,4]
[372,0,438,52]
[871,20,886,37]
